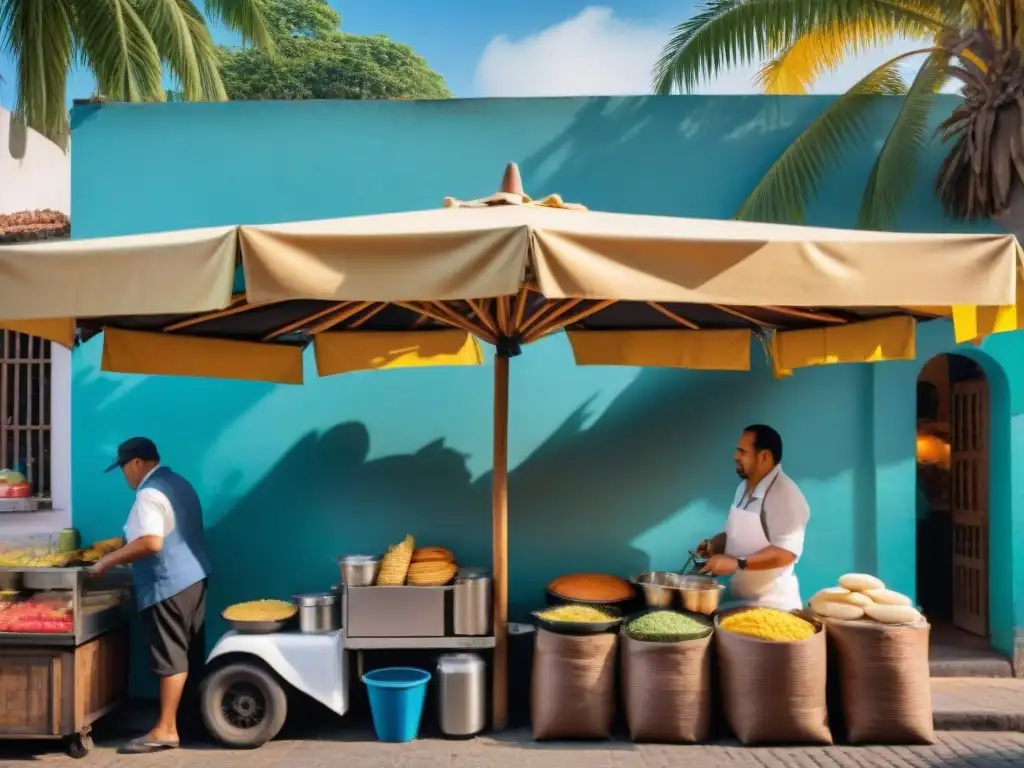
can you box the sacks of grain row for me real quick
[814,573,934,745]
[714,607,832,746]
[531,628,617,740]
[620,611,713,743]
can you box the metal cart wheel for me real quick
[200,661,288,749]
[67,730,93,759]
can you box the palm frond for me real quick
[858,51,949,229]
[203,0,275,54]
[72,0,164,103]
[757,20,901,94]
[0,0,75,144]
[653,0,950,95]
[735,57,910,224]
[133,0,219,101]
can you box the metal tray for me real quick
[532,605,623,636]
[224,616,296,634]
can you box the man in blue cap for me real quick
[90,437,212,754]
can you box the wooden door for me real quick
[951,379,990,637]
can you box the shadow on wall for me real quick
[198,344,877,638]
[517,96,993,233]
[74,335,878,694]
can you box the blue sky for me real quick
[0,0,928,110]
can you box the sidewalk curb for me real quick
[934,710,1024,731]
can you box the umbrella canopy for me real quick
[2,163,1022,730]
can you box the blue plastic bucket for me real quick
[362,667,432,743]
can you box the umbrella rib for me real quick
[511,286,530,331]
[395,302,497,343]
[262,302,353,341]
[497,297,512,336]
[308,302,375,335]
[518,299,566,335]
[713,305,774,328]
[766,306,846,324]
[523,299,616,344]
[466,300,499,335]
[427,301,495,341]
[647,302,700,330]
[162,298,266,332]
[348,302,389,329]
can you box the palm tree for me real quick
[0,0,274,146]
[653,2,1024,233]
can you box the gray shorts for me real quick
[140,579,207,677]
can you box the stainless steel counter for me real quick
[343,634,496,650]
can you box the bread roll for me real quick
[810,597,865,620]
[838,573,885,593]
[863,602,922,625]
[814,587,872,607]
[865,588,913,607]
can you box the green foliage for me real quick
[217,0,451,101]
[0,0,274,145]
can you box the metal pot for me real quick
[676,575,725,615]
[293,591,340,633]
[633,571,725,615]
[337,555,380,587]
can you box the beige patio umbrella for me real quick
[1,164,1021,728]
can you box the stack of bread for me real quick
[809,573,923,625]
[407,546,458,586]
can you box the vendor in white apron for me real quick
[696,424,810,611]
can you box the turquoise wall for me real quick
[68,96,1024,690]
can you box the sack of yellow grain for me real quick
[376,534,415,585]
[715,607,832,746]
[411,546,455,564]
[407,560,458,586]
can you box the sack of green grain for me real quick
[531,628,617,740]
[715,607,833,746]
[620,611,713,742]
[825,617,934,745]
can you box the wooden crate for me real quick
[0,627,128,739]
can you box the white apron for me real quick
[723,475,802,611]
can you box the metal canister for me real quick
[453,568,491,636]
[437,653,486,737]
[292,591,340,633]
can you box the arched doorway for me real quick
[916,354,1009,670]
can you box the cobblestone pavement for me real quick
[4,731,1024,767]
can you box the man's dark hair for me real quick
[743,424,783,465]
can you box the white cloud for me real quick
[474,6,944,98]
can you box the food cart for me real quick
[0,561,133,758]
[199,552,494,748]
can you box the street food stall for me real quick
[0,535,133,757]
[0,163,1020,740]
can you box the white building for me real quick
[0,107,72,536]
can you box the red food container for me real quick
[0,483,32,498]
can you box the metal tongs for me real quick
[681,549,709,575]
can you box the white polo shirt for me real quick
[123,465,177,542]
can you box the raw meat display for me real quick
[0,594,73,633]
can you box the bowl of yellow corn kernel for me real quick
[222,599,298,634]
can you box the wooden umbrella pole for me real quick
[491,352,510,731]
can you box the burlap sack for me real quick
[531,628,617,740]
[826,618,934,745]
[714,610,833,745]
[620,631,712,743]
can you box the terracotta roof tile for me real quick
[0,210,70,244]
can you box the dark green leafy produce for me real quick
[626,610,712,642]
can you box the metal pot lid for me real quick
[437,652,485,671]
[292,591,337,607]
[456,567,491,579]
